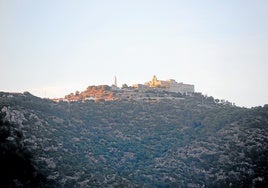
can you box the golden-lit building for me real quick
[145,75,194,94]
[146,75,168,88]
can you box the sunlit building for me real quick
[145,75,194,94]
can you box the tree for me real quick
[122,84,128,89]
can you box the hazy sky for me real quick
[0,0,267,107]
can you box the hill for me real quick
[0,91,267,187]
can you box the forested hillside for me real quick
[0,92,267,187]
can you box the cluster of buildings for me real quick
[53,76,195,103]
[132,75,194,94]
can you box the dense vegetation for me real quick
[0,92,267,187]
[0,109,54,187]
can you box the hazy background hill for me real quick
[0,92,267,187]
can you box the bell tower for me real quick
[114,76,117,87]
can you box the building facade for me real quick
[144,76,194,94]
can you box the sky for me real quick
[0,0,267,107]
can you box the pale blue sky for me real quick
[0,0,267,107]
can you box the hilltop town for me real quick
[60,76,195,102]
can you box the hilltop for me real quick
[0,91,267,187]
[61,76,197,103]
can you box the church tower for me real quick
[114,76,117,87]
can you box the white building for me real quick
[169,81,194,94]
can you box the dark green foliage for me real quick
[0,113,55,187]
[0,92,267,187]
